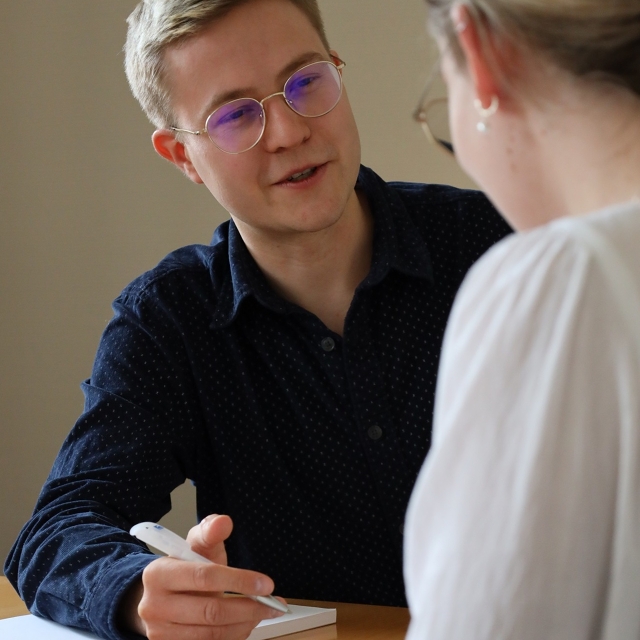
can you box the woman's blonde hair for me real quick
[425,0,640,96]
[124,0,330,129]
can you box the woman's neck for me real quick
[530,78,640,224]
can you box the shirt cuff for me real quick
[85,552,156,640]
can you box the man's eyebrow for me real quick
[198,88,252,122]
[277,51,326,82]
[197,51,328,122]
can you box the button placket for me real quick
[343,301,414,543]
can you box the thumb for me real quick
[186,514,232,564]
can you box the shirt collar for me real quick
[210,165,433,329]
[356,165,433,287]
[209,222,290,329]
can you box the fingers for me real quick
[143,557,275,596]
[141,591,283,628]
[138,557,284,640]
[143,620,263,640]
[187,514,232,564]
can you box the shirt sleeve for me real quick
[403,228,625,640]
[4,287,208,640]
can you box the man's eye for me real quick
[219,108,248,125]
[291,73,321,91]
[212,102,262,130]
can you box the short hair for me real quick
[425,0,640,97]
[124,0,330,128]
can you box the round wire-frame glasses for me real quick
[413,63,454,157]
[171,57,346,154]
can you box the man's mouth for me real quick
[285,166,319,183]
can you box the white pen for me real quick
[130,522,290,614]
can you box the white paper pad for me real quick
[248,605,336,640]
[0,605,336,640]
[0,615,95,639]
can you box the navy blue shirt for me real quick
[6,166,511,639]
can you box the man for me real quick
[5,1,511,639]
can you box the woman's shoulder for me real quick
[458,201,640,316]
[441,204,640,373]
[453,221,587,324]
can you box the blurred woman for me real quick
[404,1,640,638]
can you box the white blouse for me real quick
[404,201,640,640]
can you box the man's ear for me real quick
[451,5,502,109]
[151,129,204,184]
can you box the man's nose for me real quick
[260,95,311,152]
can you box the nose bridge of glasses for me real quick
[260,90,293,110]
[259,89,311,149]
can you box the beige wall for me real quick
[0,0,475,567]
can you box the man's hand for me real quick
[119,515,285,639]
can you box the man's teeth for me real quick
[288,167,316,182]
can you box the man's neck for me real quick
[234,189,373,336]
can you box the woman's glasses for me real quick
[171,58,345,154]
[414,65,454,156]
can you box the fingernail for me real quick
[269,608,285,618]
[257,578,272,593]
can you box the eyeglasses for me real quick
[171,58,345,154]
[413,64,454,156]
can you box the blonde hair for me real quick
[124,0,330,128]
[426,0,640,96]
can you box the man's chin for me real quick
[234,208,347,241]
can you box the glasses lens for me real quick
[284,61,342,117]
[206,98,264,153]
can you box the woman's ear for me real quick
[450,5,501,109]
[151,129,204,184]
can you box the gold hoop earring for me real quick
[474,96,499,133]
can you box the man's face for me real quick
[160,0,362,240]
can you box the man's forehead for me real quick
[171,0,324,56]
[163,0,330,121]
[165,1,327,78]
[210,51,325,120]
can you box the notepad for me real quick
[0,615,95,639]
[248,605,336,640]
[0,605,337,640]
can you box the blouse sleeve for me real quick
[403,227,629,640]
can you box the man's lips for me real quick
[273,162,327,185]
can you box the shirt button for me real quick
[367,425,383,440]
[320,337,335,352]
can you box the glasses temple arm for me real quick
[170,126,204,136]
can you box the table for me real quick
[0,576,409,639]
[0,577,29,620]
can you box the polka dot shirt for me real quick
[5,166,511,640]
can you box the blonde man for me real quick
[6,1,509,639]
